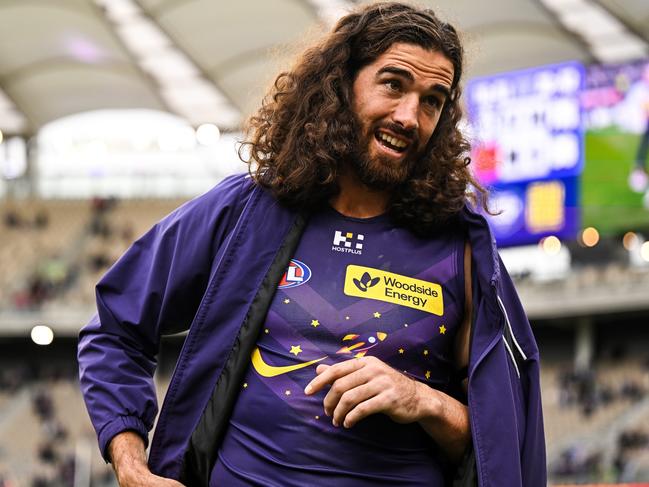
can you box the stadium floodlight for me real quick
[196,124,221,147]
[581,227,600,248]
[623,232,640,251]
[641,242,649,262]
[540,236,562,256]
[31,325,54,346]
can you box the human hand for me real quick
[304,356,437,428]
[109,431,185,487]
[116,470,186,487]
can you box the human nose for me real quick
[392,94,419,131]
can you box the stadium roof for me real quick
[0,0,648,136]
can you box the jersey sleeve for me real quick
[77,174,252,461]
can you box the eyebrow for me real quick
[376,66,452,99]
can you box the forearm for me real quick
[415,381,471,464]
[109,431,150,484]
[108,431,186,487]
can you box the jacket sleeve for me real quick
[497,257,547,486]
[77,174,250,460]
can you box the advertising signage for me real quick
[487,177,580,246]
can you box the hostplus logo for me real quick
[332,230,364,255]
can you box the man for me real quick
[78,3,546,486]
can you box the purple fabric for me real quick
[213,208,464,485]
[78,174,254,460]
[77,173,547,486]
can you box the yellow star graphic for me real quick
[311,319,319,327]
[373,312,381,318]
[264,329,269,334]
[398,348,404,354]
[284,298,290,304]
[345,316,350,320]
[315,415,320,420]
[439,325,447,335]
[243,383,248,388]
[290,345,302,356]
[423,349,429,356]
[404,323,408,327]
[425,371,431,380]
[285,390,291,396]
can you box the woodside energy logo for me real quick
[344,265,444,315]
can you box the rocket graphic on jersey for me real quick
[337,331,387,358]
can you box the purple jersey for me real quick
[211,207,465,486]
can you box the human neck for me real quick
[329,169,390,218]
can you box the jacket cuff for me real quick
[98,415,150,463]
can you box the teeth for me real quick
[378,132,407,149]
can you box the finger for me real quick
[322,367,373,416]
[331,382,382,427]
[305,358,364,395]
[315,363,331,375]
[341,394,387,428]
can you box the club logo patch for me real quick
[278,259,312,289]
[332,230,364,255]
[344,265,444,315]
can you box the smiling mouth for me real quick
[374,130,410,153]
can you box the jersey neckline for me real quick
[324,205,390,224]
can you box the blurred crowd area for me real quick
[542,356,649,483]
[0,198,648,485]
[0,361,116,486]
[0,198,184,312]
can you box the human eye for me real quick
[423,95,443,109]
[384,78,402,92]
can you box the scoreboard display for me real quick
[466,62,585,246]
[581,60,649,235]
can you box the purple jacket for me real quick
[78,174,546,486]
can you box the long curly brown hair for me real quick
[240,1,488,235]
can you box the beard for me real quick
[349,119,423,190]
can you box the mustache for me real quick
[376,122,418,145]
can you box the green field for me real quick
[583,129,649,235]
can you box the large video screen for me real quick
[466,62,585,246]
[582,59,649,235]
